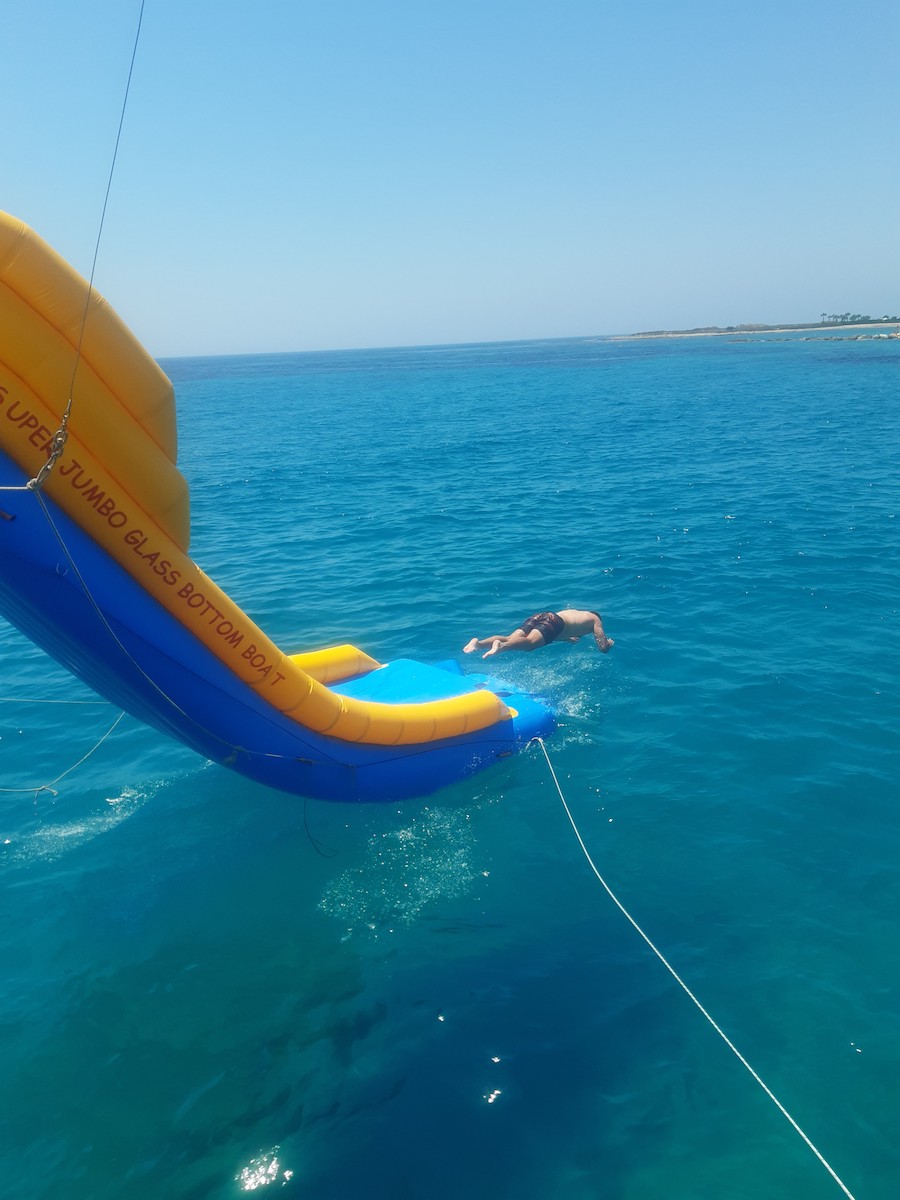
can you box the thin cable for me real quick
[532,737,858,1200]
[27,0,147,493]
[17,490,342,775]
[0,697,112,706]
[83,0,147,312]
[27,489,247,761]
[302,796,338,858]
[0,711,125,797]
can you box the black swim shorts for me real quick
[519,611,564,644]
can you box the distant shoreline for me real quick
[619,321,900,341]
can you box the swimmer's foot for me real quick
[482,639,502,658]
[463,638,479,654]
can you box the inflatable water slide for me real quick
[0,213,553,802]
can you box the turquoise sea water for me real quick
[1,332,898,1199]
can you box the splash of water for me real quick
[319,806,481,938]
[1,785,151,868]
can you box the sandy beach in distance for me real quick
[618,321,900,340]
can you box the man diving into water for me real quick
[464,609,614,659]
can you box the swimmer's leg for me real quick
[482,629,543,657]
[464,634,509,654]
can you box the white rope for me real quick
[0,710,125,797]
[532,737,858,1200]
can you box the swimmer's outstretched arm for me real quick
[592,615,614,653]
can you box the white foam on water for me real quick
[2,785,152,868]
[319,805,481,938]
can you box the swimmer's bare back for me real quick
[556,610,614,652]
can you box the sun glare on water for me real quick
[235,1146,293,1191]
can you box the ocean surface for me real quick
[1,331,898,1199]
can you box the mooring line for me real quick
[532,736,857,1200]
[0,711,126,797]
[0,697,112,705]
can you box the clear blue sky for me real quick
[6,1,899,356]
